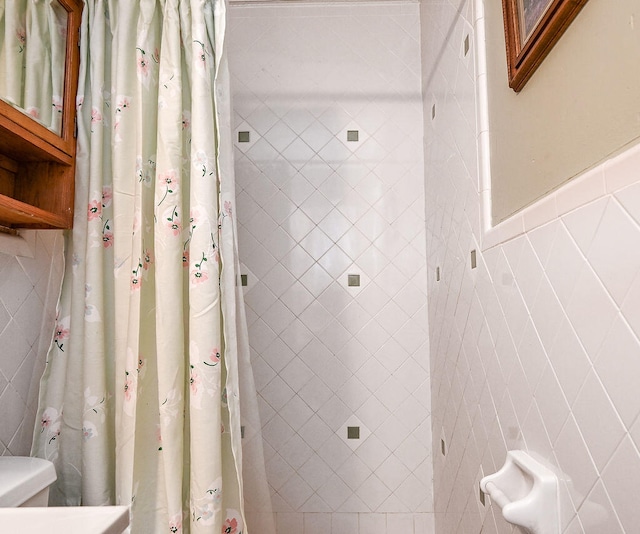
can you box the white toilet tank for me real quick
[0,457,56,507]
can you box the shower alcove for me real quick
[228,1,433,532]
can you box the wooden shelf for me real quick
[0,194,69,228]
[0,103,73,165]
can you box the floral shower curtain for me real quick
[31,1,273,533]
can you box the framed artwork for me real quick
[501,0,589,91]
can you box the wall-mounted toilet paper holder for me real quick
[480,450,559,534]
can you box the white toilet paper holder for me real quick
[480,450,559,534]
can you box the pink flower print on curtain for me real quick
[190,252,209,285]
[102,220,113,248]
[163,206,182,236]
[102,186,113,207]
[136,48,150,77]
[16,27,26,53]
[88,200,102,221]
[206,348,220,367]
[222,510,243,534]
[54,317,70,352]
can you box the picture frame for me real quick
[501,0,589,92]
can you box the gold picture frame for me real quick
[502,0,589,91]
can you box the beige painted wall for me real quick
[487,0,640,223]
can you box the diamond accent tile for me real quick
[338,415,371,451]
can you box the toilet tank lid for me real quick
[0,457,57,507]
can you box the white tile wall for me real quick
[421,0,640,532]
[228,3,434,533]
[3,4,636,534]
[0,231,64,457]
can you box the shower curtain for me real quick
[31,1,273,533]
